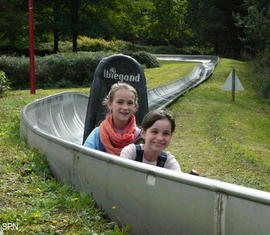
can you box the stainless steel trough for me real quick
[20,55,270,235]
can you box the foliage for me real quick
[77,36,133,52]
[0,70,10,96]
[111,0,155,49]
[0,0,269,59]
[0,50,160,89]
[148,0,189,46]
[36,37,213,56]
[234,0,270,54]
[34,0,118,52]
[233,1,270,99]
[0,1,28,49]
[0,56,29,89]
[252,48,270,99]
[129,51,160,68]
[1,0,270,59]
[36,52,100,88]
[0,53,95,89]
[186,0,243,57]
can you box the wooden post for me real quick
[232,67,235,102]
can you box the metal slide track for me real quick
[20,55,270,235]
[148,54,219,110]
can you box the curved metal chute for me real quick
[148,55,219,110]
[20,55,270,235]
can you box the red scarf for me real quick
[100,114,137,155]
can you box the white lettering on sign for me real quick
[103,67,140,82]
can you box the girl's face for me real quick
[142,119,172,153]
[108,89,137,129]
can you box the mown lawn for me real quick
[144,60,198,88]
[0,59,269,234]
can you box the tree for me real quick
[0,0,28,50]
[187,0,244,57]
[234,0,270,53]
[110,0,155,51]
[62,0,117,52]
[149,0,188,46]
[35,0,67,53]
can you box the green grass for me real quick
[0,59,269,234]
[144,61,198,88]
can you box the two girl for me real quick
[84,82,180,171]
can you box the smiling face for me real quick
[108,88,137,129]
[142,119,172,154]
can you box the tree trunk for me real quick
[132,37,136,52]
[53,0,60,53]
[53,29,59,53]
[70,0,79,53]
[72,31,78,53]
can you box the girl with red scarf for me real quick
[83,82,140,155]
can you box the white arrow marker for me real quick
[222,69,244,91]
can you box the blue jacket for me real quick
[83,127,105,151]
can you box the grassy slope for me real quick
[166,59,270,191]
[0,59,269,234]
[145,61,198,88]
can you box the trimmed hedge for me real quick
[0,51,159,89]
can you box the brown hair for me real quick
[141,109,176,133]
[102,82,138,108]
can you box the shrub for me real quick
[0,52,111,89]
[0,70,10,96]
[252,48,270,99]
[36,51,115,88]
[0,50,159,89]
[77,36,134,52]
[77,37,111,51]
[129,51,160,68]
[0,56,29,89]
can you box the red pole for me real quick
[28,0,36,94]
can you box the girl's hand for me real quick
[189,169,200,176]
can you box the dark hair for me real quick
[141,109,176,133]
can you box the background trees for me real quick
[110,0,155,51]
[0,0,269,59]
[186,0,244,57]
[148,0,188,47]
[0,0,28,50]
[0,0,269,98]
[234,0,270,54]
